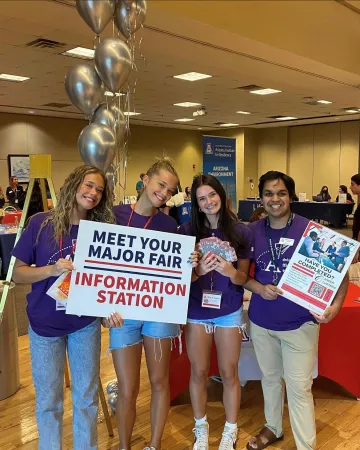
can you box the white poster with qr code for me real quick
[277,221,360,314]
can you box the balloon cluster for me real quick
[106,380,119,413]
[65,0,147,190]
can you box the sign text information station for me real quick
[66,221,195,324]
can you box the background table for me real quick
[170,284,360,401]
[238,200,354,227]
[318,282,360,398]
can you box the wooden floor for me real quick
[1,329,360,450]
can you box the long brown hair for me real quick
[38,165,114,243]
[190,174,245,256]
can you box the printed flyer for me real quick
[278,221,359,314]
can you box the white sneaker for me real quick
[218,426,237,450]
[193,422,209,450]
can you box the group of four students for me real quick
[11,159,348,450]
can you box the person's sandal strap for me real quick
[246,427,284,450]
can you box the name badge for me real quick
[202,290,222,309]
[279,238,294,246]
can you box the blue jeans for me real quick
[29,319,101,450]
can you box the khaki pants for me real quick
[250,321,319,450]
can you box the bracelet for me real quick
[193,266,201,277]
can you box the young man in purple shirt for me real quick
[245,171,348,450]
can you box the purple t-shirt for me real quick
[248,214,315,331]
[178,221,252,320]
[113,204,178,233]
[11,212,96,337]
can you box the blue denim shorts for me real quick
[187,308,246,334]
[109,319,180,349]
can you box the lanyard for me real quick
[265,213,294,285]
[127,203,156,229]
[210,271,214,291]
[59,236,76,259]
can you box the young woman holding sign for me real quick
[111,157,194,450]
[178,174,252,450]
[11,165,123,450]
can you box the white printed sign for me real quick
[66,221,195,324]
[278,221,359,314]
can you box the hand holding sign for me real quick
[50,258,75,277]
[260,284,283,300]
[101,311,124,328]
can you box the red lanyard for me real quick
[59,236,76,259]
[127,203,156,229]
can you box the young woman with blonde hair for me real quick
[111,158,185,450]
[12,165,123,450]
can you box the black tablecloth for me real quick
[238,200,354,228]
[0,233,16,275]
[237,200,262,222]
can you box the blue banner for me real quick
[202,135,236,210]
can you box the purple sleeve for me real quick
[236,223,254,260]
[11,217,39,265]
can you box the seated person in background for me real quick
[336,185,354,203]
[6,176,24,208]
[326,241,337,259]
[318,185,331,202]
[184,186,191,201]
[249,206,267,223]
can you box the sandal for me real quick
[246,427,284,449]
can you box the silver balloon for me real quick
[106,164,118,192]
[115,0,147,39]
[108,392,118,407]
[92,103,126,144]
[106,380,118,395]
[65,64,104,117]
[76,0,116,35]
[78,123,116,172]
[95,38,132,93]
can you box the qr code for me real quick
[309,282,325,299]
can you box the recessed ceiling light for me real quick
[345,108,359,113]
[174,118,195,122]
[219,123,239,127]
[124,112,141,116]
[0,73,30,82]
[250,88,282,95]
[173,72,212,82]
[236,111,251,115]
[62,47,94,60]
[174,102,202,107]
[275,116,297,121]
[28,110,35,114]
[198,127,203,130]
[105,91,124,97]
[317,100,332,104]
